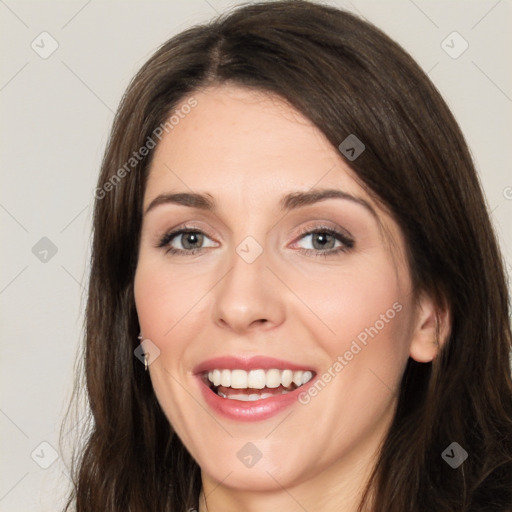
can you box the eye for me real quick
[292,226,355,258]
[157,227,217,255]
[156,224,355,257]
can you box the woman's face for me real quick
[134,84,421,493]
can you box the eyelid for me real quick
[289,223,354,251]
[155,220,355,255]
[155,222,217,245]
[290,221,354,242]
[155,225,218,252]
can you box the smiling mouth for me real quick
[203,368,315,401]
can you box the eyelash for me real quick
[156,224,355,258]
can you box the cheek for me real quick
[134,258,202,339]
[315,260,406,340]
[304,258,412,391]
[133,261,202,432]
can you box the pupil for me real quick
[314,233,334,250]
[184,232,202,249]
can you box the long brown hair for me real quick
[60,1,512,510]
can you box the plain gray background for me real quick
[1,1,511,510]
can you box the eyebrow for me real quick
[144,188,377,218]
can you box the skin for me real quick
[134,84,447,512]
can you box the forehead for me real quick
[145,83,368,206]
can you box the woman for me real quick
[61,1,512,511]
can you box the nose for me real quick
[211,242,286,335]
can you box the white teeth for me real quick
[265,369,282,388]
[221,369,231,387]
[292,371,303,387]
[302,371,313,385]
[281,369,293,387]
[230,369,247,389]
[206,368,314,390]
[248,369,266,389]
[222,390,293,401]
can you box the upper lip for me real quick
[193,355,317,375]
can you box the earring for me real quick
[137,332,149,372]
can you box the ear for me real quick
[409,291,450,363]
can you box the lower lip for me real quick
[197,376,314,422]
